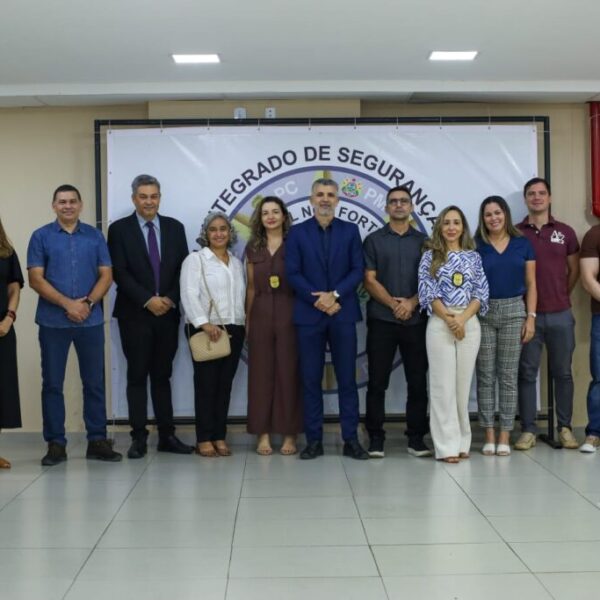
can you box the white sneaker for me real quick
[580,435,600,453]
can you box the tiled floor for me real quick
[1,428,599,600]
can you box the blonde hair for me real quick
[425,205,475,276]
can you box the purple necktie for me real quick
[145,221,160,294]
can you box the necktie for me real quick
[145,221,160,294]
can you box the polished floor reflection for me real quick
[0,429,599,600]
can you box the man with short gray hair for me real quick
[286,178,368,460]
[107,174,191,459]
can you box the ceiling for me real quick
[2,0,600,107]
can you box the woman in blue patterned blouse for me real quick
[418,206,489,463]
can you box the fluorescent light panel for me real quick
[429,51,478,61]
[172,54,220,64]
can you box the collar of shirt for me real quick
[52,219,81,234]
[200,246,231,262]
[310,216,336,232]
[136,212,161,233]
[519,214,556,229]
[384,223,416,237]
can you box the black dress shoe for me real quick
[127,439,148,459]
[300,440,324,460]
[41,442,67,466]
[343,439,369,460]
[157,435,194,454]
[86,439,123,462]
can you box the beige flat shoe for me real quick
[0,456,11,469]
[213,441,232,457]
[256,444,273,456]
[196,442,218,457]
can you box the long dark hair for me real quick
[248,196,292,250]
[475,195,522,243]
[0,218,14,259]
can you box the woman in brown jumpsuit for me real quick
[245,196,302,455]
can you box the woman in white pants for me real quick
[418,206,489,463]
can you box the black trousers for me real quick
[365,319,429,440]
[189,325,245,443]
[118,315,179,441]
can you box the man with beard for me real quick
[286,178,367,460]
[363,186,431,458]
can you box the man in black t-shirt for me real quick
[363,185,431,458]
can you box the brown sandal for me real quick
[437,456,460,464]
[213,441,232,456]
[0,456,11,469]
[196,442,218,457]
[459,452,470,459]
[256,434,273,456]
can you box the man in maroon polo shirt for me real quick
[515,177,580,450]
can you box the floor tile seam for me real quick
[442,465,542,582]
[338,454,391,600]
[227,575,383,579]
[224,446,250,600]
[58,450,159,600]
[519,448,600,510]
[0,461,59,515]
[240,494,354,498]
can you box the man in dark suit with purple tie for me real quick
[107,174,191,459]
[286,178,368,460]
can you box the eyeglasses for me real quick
[387,198,411,206]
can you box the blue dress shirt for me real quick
[27,220,112,328]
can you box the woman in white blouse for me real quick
[418,206,489,463]
[180,212,246,457]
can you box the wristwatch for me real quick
[332,290,340,299]
[84,297,95,309]
[527,311,536,318]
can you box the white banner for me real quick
[106,123,538,419]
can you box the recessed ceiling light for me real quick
[172,54,220,64]
[429,51,478,61]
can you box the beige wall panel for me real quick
[0,104,146,433]
[0,99,595,432]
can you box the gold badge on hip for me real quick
[452,272,464,287]
[269,275,280,289]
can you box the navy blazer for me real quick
[107,212,189,321]
[286,217,364,325]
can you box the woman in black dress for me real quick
[0,217,23,468]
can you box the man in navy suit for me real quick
[286,178,368,460]
[107,174,192,459]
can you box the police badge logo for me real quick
[452,272,464,287]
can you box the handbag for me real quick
[187,256,232,362]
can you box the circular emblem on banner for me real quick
[226,165,427,394]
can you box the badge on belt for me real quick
[269,275,280,289]
[452,272,464,287]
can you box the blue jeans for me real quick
[39,325,107,445]
[518,309,575,433]
[586,314,600,437]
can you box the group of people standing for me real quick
[1,173,600,468]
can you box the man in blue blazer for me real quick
[286,178,368,459]
[107,174,192,459]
